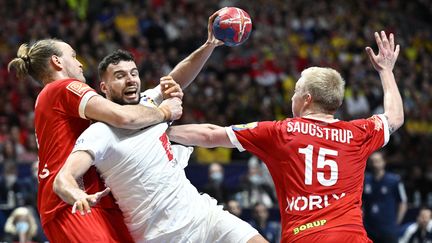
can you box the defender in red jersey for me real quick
[168,31,403,243]
[8,13,223,241]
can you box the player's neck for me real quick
[301,111,338,123]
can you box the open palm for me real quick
[365,31,400,72]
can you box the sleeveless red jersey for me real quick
[226,115,389,242]
[34,79,119,226]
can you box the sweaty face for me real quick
[102,61,140,105]
[291,77,306,117]
[57,42,85,82]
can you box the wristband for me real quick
[159,106,171,121]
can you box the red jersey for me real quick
[226,115,389,242]
[34,79,119,226]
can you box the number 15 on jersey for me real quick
[299,145,338,186]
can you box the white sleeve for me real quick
[72,123,114,166]
[377,114,390,147]
[398,223,418,243]
[140,87,163,107]
[171,145,194,169]
[79,91,99,119]
[225,126,245,152]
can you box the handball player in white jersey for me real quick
[53,48,267,243]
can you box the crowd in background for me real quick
[0,0,431,242]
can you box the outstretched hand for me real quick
[71,187,111,215]
[365,31,400,72]
[206,9,225,46]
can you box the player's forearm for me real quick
[168,42,217,89]
[116,105,168,129]
[86,96,168,129]
[168,124,214,147]
[53,173,89,205]
[380,70,404,133]
[168,124,232,148]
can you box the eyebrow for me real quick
[112,68,138,75]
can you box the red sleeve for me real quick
[352,114,390,155]
[225,121,280,157]
[59,80,98,119]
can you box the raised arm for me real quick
[53,151,108,215]
[365,31,403,133]
[168,124,234,148]
[168,10,223,89]
[85,95,182,129]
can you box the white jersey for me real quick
[73,88,258,243]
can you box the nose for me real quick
[126,74,138,85]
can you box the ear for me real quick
[100,81,108,95]
[50,55,63,71]
[304,93,313,105]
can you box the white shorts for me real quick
[144,194,258,243]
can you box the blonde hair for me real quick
[300,67,345,113]
[8,39,63,84]
[4,206,38,238]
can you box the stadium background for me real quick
[0,0,431,241]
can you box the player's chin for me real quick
[123,97,140,105]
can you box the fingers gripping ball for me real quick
[213,7,252,47]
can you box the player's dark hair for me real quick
[98,49,135,79]
[8,39,63,85]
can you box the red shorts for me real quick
[294,230,372,243]
[43,207,133,243]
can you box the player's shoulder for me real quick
[349,115,385,129]
[140,90,159,107]
[47,78,94,96]
[86,122,112,135]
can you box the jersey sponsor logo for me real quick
[159,133,174,161]
[293,219,327,235]
[285,193,346,212]
[140,95,157,107]
[66,81,93,97]
[232,122,258,131]
[369,115,383,131]
[287,121,353,144]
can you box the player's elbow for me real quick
[386,112,404,132]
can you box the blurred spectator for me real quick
[345,85,370,119]
[225,199,243,219]
[14,161,38,208]
[1,0,432,237]
[399,207,432,243]
[3,206,39,243]
[0,162,18,210]
[235,159,277,208]
[363,151,408,243]
[202,163,234,204]
[248,202,281,243]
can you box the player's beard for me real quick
[110,94,140,105]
